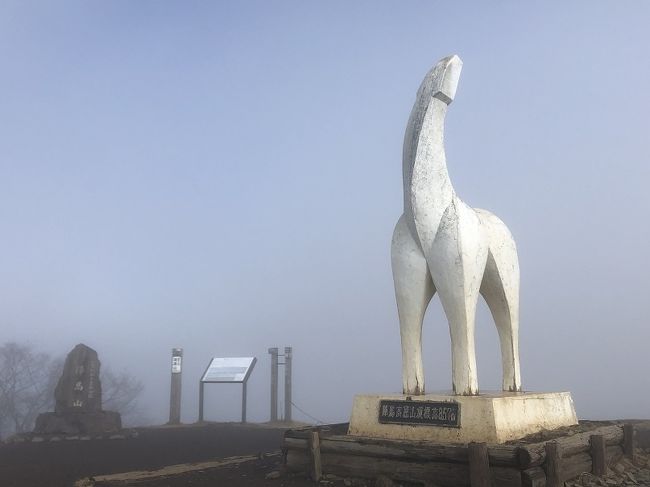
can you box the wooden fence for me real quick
[282,422,639,487]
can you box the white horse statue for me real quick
[391,55,522,396]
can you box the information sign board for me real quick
[201,357,256,383]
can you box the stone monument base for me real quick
[348,391,577,444]
[34,410,122,435]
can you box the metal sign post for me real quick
[169,348,183,424]
[198,356,257,423]
[268,346,292,422]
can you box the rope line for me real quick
[290,400,326,425]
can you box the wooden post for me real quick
[624,423,636,462]
[168,348,183,425]
[284,346,292,422]
[590,434,606,476]
[521,467,546,487]
[544,441,562,487]
[308,429,322,482]
[268,348,279,422]
[468,442,491,487]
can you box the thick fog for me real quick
[1,2,649,427]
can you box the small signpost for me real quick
[198,356,257,423]
[168,348,183,424]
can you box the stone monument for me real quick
[34,343,121,435]
[348,55,577,443]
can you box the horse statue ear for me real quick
[432,54,463,104]
[417,54,463,105]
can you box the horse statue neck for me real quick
[402,55,462,232]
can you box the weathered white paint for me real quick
[392,55,521,396]
[348,392,578,444]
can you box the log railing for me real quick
[282,422,639,487]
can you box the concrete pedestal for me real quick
[348,391,577,444]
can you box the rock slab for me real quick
[33,343,121,435]
[55,343,102,413]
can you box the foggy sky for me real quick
[1,1,649,425]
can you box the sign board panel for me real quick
[378,400,460,427]
[201,357,256,383]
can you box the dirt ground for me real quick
[86,454,353,487]
[3,421,650,487]
[0,422,292,487]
